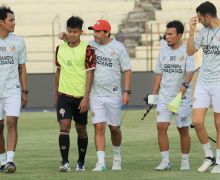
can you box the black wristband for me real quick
[182,82,189,89]
[124,90,131,94]
[22,90,29,94]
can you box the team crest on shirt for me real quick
[10,46,16,52]
[59,108,65,117]
[111,50,116,56]
[178,55,185,62]
[66,60,72,66]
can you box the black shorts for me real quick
[56,94,88,125]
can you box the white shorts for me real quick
[156,102,191,128]
[193,82,220,113]
[90,96,122,126]
[0,95,21,120]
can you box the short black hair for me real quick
[196,1,217,17]
[0,6,14,21]
[66,16,83,29]
[166,20,184,35]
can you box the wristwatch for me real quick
[124,90,131,94]
[182,82,189,89]
[22,90,29,94]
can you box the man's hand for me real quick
[78,97,89,113]
[189,16,198,33]
[122,92,130,105]
[58,32,67,41]
[21,93,27,108]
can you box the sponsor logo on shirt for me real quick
[96,55,112,67]
[170,56,176,61]
[0,56,14,65]
[202,44,220,55]
[163,64,183,73]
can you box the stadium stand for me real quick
[2,0,135,73]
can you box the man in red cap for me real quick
[88,19,132,171]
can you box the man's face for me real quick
[165,27,181,47]
[93,30,109,44]
[66,27,82,44]
[0,13,15,33]
[197,12,210,28]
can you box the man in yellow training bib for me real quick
[54,16,96,172]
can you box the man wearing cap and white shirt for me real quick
[88,19,132,171]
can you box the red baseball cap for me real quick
[88,19,111,32]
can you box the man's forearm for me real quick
[84,70,94,98]
[153,74,162,95]
[54,69,60,95]
[123,70,132,91]
[187,31,196,56]
[184,72,194,84]
[19,64,27,91]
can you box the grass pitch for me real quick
[0,109,220,180]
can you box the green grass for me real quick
[1,109,220,180]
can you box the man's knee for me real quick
[76,124,87,138]
[192,118,203,128]
[6,117,18,131]
[109,126,121,136]
[192,109,206,128]
[94,123,105,134]
[157,123,169,133]
[214,114,220,133]
[59,119,71,132]
[178,127,190,137]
